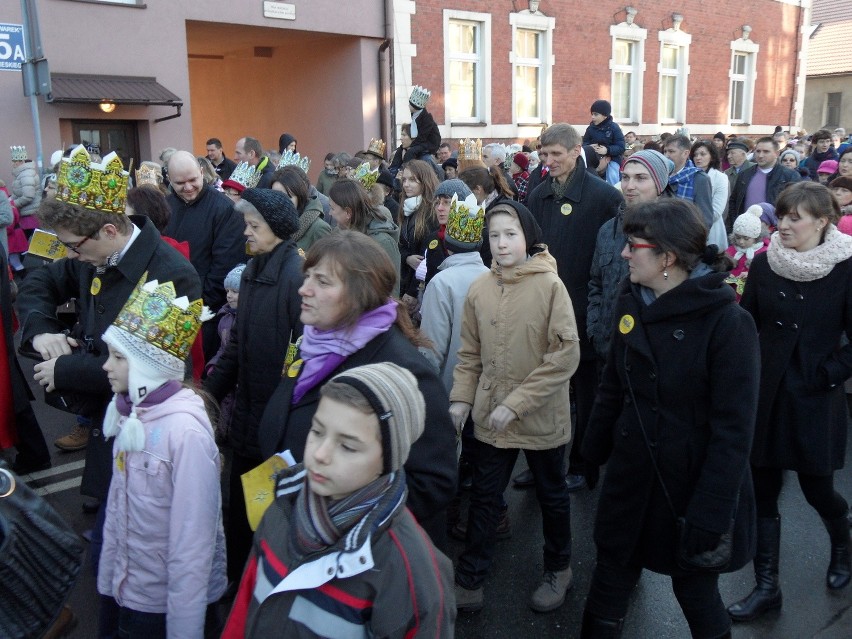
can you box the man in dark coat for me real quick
[18,183,200,573]
[527,123,623,491]
[166,150,246,361]
[206,137,237,182]
[235,136,275,189]
[729,137,801,216]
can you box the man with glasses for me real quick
[16,146,201,584]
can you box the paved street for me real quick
[7,351,852,638]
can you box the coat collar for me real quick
[542,155,588,203]
[112,215,162,284]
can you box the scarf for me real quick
[668,161,702,201]
[291,300,398,404]
[403,195,421,217]
[103,380,184,452]
[410,109,423,139]
[289,467,407,561]
[293,206,323,243]
[766,225,852,282]
[732,240,765,263]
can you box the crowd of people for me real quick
[2,87,852,639]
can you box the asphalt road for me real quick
[8,352,852,638]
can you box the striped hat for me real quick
[623,149,674,196]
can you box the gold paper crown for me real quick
[226,161,261,189]
[352,162,379,190]
[10,146,28,162]
[365,138,386,158]
[56,145,129,214]
[112,273,212,362]
[458,139,483,162]
[276,150,311,173]
[135,164,162,188]
[446,193,486,248]
[409,85,431,109]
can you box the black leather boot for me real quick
[727,516,782,621]
[822,513,851,589]
[580,609,624,638]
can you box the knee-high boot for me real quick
[822,513,851,589]
[580,609,624,638]
[727,516,782,622]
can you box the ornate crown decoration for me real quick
[135,164,162,188]
[365,138,386,158]
[409,85,431,109]
[112,273,213,362]
[10,146,28,162]
[458,138,483,162]
[56,145,129,214]
[352,162,379,190]
[276,150,311,173]
[228,161,261,189]
[446,193,486,246]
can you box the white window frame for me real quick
[443,10,491,125]
[509,11,555,126]
[609,21,647,124]
[728,37,759,125]
[657,27,691,124]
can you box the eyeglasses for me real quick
[625,238,658,252]
[58,235,94,253]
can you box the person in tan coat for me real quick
[449,200,580,614]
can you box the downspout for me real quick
[790,0,810,132]
[379,0,396,149]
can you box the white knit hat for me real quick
[733,206,763,239]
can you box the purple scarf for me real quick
[115,380,183,416]
[291,300,398,404]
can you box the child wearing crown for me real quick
[97,276,226,638]
[405,85,442,163]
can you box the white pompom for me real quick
[116,412,146,452]
[102,397,121,438]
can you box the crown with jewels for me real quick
[111,273,213,363]
[135,164,162,188]
[458,138,483,162]
[446,193,486,249]
[365,138,386,159]
[227,161,261,189]
[409,85,431,109]
[56,145,129,214]
[276,150,310,173]
[352,162,379,190]
[10,146,28,162]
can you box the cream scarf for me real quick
[766,225,852,282]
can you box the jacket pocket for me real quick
[472,376,493,426]
[126,452,172,507]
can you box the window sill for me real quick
[450,121,488,127]
[58,0,146,8]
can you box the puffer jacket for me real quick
[451,250,580,449]
[10,160,41,217]
[587,208,628,360]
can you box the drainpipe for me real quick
[790,0,811,132]
[379,0,396,149]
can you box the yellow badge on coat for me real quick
[90,277,102,296]
[287,359,303,378]
[116,451,125,473]
[618,314,635,334]
[560,203,573,216]
[428,239,439,249]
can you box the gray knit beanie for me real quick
[224,263,246,291]
[329,363,425,474]
[623,150,673,196]
[434,178,472,201]
[240,187,299,239]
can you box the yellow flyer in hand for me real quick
[241,450,296,531]
[28,229,68,260]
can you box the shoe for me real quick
[82,499,101,514]
[450,506,511,542]
[565,473,587,492]
[580,609,624,638]
[823,513,852,589]
[54,424,90,451]
[529,567,573,612]
[513,469,534,488]
[42,605,77,639]
[455,583,484,612]
[11,457,51,475]
[728,516,782,621]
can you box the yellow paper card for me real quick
[241,450,296,531]
[27,229,68,260]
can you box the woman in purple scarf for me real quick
[257,231,457,548]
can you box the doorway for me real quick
[70,120,140,170]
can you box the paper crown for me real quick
[225,161,261,190]
[458,138,483,162]
[111,273,212,363]
[352,162,379,190]
[56,145,129,214]
[364,138,386,159]
[409,85,431,109]
[10,146,28,162]
[446,193,486,250]
[135,164,162,188]
[277,149,311,173]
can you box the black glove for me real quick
[583,465,600,491]
[682,520,722,555]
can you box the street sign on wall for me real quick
[0,23,26,71]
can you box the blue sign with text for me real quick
[0,24,26,71]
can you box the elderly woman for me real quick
[728,181,852,622]
[257,231,457,547]
[204,187,304,585]
[581,199,760,638]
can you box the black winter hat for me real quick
[590,99,612,117]
[240,188,299,239]
[713,131,726,142]
[278,133,297,154]
[377,169,396,190]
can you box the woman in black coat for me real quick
[257,231,457,549]
[581,199,760,638]
[728,181,852,622]
[204,187,303,583]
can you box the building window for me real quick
[609,19,647,124]
[510,10,555,125]
[827,93,842,128]
[657,26,691,123]
[729,35,759,124]
[443,11,491,124]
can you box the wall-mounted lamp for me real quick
[529,0,540,14]
[99,101,116,113]
[741,25,752,40]
[625,7,638,25]
[671,13,684,31]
